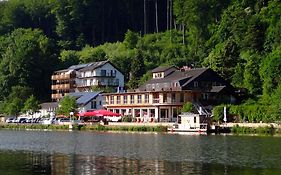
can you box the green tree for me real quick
[260,47,281,96]
[78,45,106,63]
[0,28,56,101]
[22,95,40,115]
[260,0,281,51]
[56,95,77,116]
[204,38,240,82]
[128,49,145,89]
[124,30,139,49]
[181,102,194,113]
[242,51,262,95]
[1,86,32,116]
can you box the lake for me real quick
[0,129,280,175]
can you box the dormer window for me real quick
[153,72,164,79]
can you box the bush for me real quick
[181,102,193,112]
[213,105,225,121]
[122,115,133,122]
[231,125,275,135]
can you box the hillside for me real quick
[0,0,280,120]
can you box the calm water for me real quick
[0,130,280,175]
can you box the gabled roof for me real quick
[79,60,109,72]
[181,68,209,87]
[151,65,178,73]
[68,63,93,71]
[139,68,209,91]
[40,102,59,109]
[68,91,102,106]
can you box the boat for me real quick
[168,113,210,133]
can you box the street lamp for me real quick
[69,112,74,130]
[70,112,74,121]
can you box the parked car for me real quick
[11,118,18,123]
[5,117,15,123]
[57,118,71,125]
[42,118,56,125]
[17,117,28,123]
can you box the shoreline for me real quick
[1,122,281,136]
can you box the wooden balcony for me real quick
[51,93,63,100]
[51,74,73,80]
[51,84,71,90]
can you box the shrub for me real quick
[181,102,193,112]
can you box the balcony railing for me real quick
[51,94,63,99]
[51,84,71,90]
[76,81,119,87]
[51,74,73,80]
[153,99,160,103]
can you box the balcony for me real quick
[51,94,63,99]
[153,99,160,103]
[76,80,119,88]
[51,74,74,80]
[51,84,71,90]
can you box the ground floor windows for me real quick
[107,106,181,122]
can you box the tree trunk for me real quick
[144,0,147,34]
[155,0,159,33]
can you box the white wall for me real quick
[78,95,104,112]
[97,62,125,88]
[76,62,124,90]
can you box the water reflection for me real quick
[1,150,281,175]
[0,130,281,175]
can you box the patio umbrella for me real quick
[78,111,97,117]
[79,110,121,117]
[92,109,121,117]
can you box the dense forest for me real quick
[0,0,280,121]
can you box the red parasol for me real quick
[79,109,121,117]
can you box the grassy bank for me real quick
[231,125,281,135]
[0,123,168,132]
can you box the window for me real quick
[194,81,198,88]
[111,70,116,76]
[130,95,134,104]
[173,108,178,118]
[163,93,167,103]
[123,95,127,104]
[101,70,106,76]
[180,93,184,102]
[91,101,96,109]
[202,93,209,100]
[145,94,149,103]
[110,96,114,104]
[171,93,176,103]
[194,117,197,123]
[137,95,142,103]
[117,96,120,104]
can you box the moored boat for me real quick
[168,113,210,133]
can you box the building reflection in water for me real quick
[1,150,276,175]
[48,154,206,175]
[17,152,203,175]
